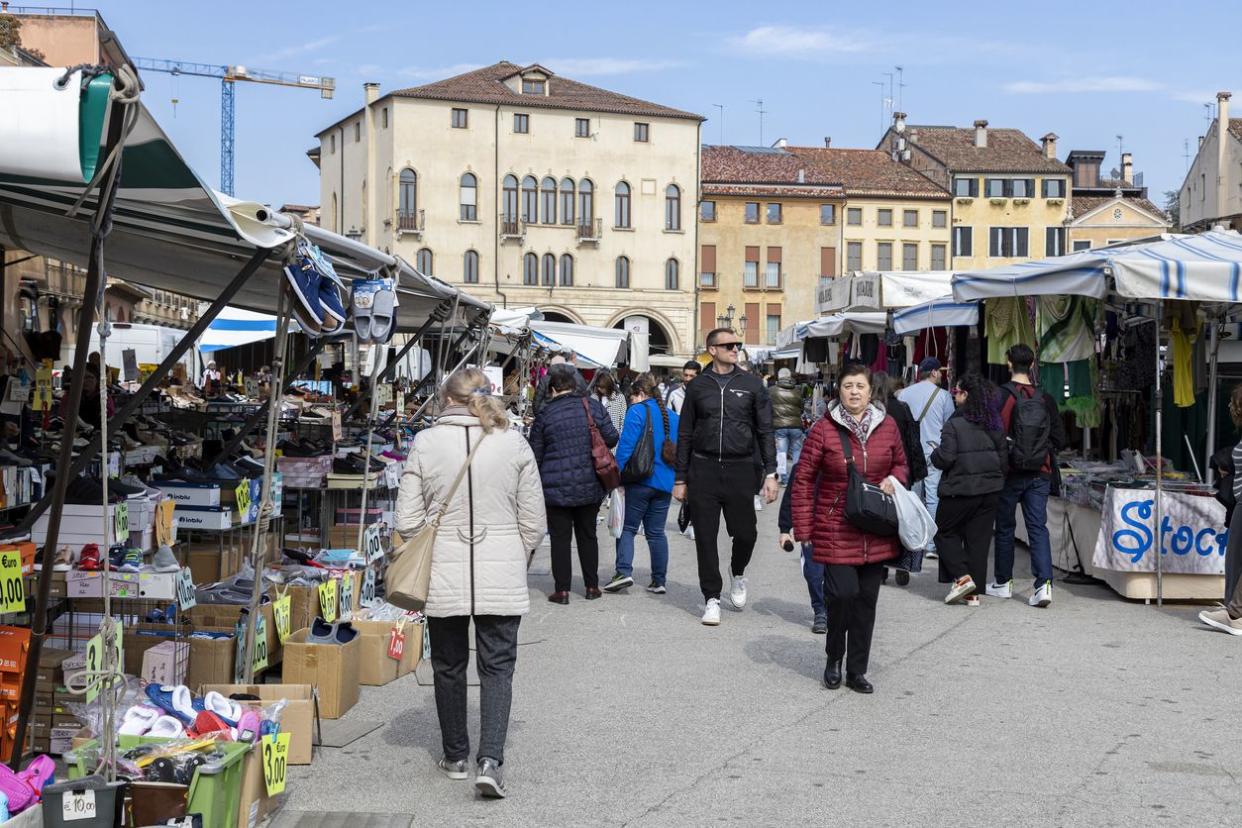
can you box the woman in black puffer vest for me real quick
[932,373,1006,605]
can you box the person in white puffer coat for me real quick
[395,367,546,798]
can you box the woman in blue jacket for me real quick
[603,373,679,594]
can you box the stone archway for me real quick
[610,311,677,356]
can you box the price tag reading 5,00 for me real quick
[0,550,25,614]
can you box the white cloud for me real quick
[254,35,340,65]
[397,63,484,81]
[1171,89,1220,105]
[355,64,383,77]
[539,57,685,76]
[728,25,871,58]
[1004,76,1165,94]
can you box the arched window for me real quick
[459,173,478,221]
[560,177,575,226]
[541,176,557,225]
[521,175,538,223]
[541,253,555,286]
[665,257,679,290]
[559,254,574,286]
[614,180,631,228]
[523,252,538,285]
[398,169,417,226]
[615,255,630,289]
[665,184,681,231]
[578,178,594,230]
[416,248,433,275]
[502,175,519,224]
[463,250,479,283]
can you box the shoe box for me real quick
[281,628,360,719]
[353,618,423,686]
[185,626,238,690]
[32,500,157,548]
[174,505,235,531]
[140,640,189,686]
[65,570,178,600]
[156,481,224,507]
[200,682,314,765]
[0,626,31,762]
[2,542,36,575]
[188,601,281,667]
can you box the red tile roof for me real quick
[903,126,1070,174]
[701,145,844,199]
[390,61,703,122]
[788,147,950,199]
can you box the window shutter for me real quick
[820,247,836,278]
[701,245,716,272]
[767,246,782,263]
[745,246,760,262]
[745,303,760,344]
[700,303,716,338]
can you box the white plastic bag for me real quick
[607,488,626,539]
[887,475,935,551]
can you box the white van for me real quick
[74,323,195,378]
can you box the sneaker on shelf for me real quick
[117,547,143,573]
[964,595,981,607]
[36,546,74,572]
[753,495,763,512]
[945,575,976,604]
[701,597,722,626]
[646,581,666,594]
[64,476,121,505]
[107,544,126,570]
[1199,608,1242,635]
[1029,582,1052,608]
[475,758,506,798]
[985,580,1013,599]
[152,544,180,573]
[602,573,634,593]
[437,758,469,781]
[79,544,101,571]
[728,576,748,610]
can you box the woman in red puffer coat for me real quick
[791,363,908,695]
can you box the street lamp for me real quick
[738,313,748,337]
[717,304,737,331]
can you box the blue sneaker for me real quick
[283,255,324,326]
[318,278,347,332]
[117,547,143,573]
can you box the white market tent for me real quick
[486,308,631,368]
[892,296,980,335]
[819,270,956,313]
[776,312,888,350]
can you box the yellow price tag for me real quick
[84,633,102,703]
[252,616,269,674]
[113,501,129,544]
[235,480,252,519]
[273,594,292,644]
[33,363,53,411]
[0,550,25,614]
[318,579,337,623]
[261,733,290,796]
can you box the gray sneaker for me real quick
[152,544,180,573]
[1199,608,1242,635]
[476,758,506,798]
[437,757,469,780]
[602,573,634,593]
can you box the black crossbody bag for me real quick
[836,426,899,537]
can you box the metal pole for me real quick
[343,309,444,421]
[96,314,117,781]
[1155,302,1164,607]
[354,347,386,552]
[1205,316,1221,485]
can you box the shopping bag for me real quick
[607,488,626,539]
[888,475,935,573]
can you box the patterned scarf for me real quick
[839,405,874,446]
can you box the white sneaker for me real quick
[728,576,748,610]
[753,495,763,512]
[1029,582,1052,608]
[701,597,721,626]
[985,580,1013,599]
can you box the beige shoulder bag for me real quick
[387,432,488,611]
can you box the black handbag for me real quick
[620,406,655,485]
[836,426,899,537]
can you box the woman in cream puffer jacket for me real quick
[394,368,546,793]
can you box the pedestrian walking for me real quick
[791,363,909,693]
[603,373,679,594]
[529,364,619,603]
[932,373,1006,607]
[395,368,546,798]
[532,351,589,415]
[666,360,700,415]
[770,368,806,485]
[673,327,778,626]
[872,373,927,587]
[989,343,1066,607]
[592,370,628,435]
[1200,384,1242,635]
[896,357,955,559]
[778,460,827,634]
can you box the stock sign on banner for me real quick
[113,501,129,544]
[318,579,338,623]
[360,568,376,607]
[363,523,384,563]
[0,548,25,614]
[338,574,354,621]
[1092,486,1228,574]
[273,593,292,644]
[175,567,197,611]
[262,732,291,795]
[252,616,269,674]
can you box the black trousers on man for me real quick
[688,456,758,600]
[823,562,885,676]
[546,503,601,592]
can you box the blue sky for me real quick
[89,0,1240,209]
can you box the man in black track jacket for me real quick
[673,327,777,626]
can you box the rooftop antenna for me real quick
[1184,138,1191,171]
[883,71,894,118]
[895,65,906,112]
[712,103,724,146]
[1116,134,1124,160]
[750,99,766,146]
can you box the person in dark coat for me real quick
[778,459,827,634]
[532,352,589,415]
[791,363,908,694]
[528,364,619,603]
[933,373,1007,606]
[871,372,926,587]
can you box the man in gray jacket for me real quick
[769,368,806,485]
[896,357,956,557]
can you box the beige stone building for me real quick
[313,62,703,355]
[1180,91,1242,232]
[1065,150,1169,250]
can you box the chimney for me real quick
[797,168,805,184]
[1121,152,1133,184]
[364,82,380,105]
[893,112,907,133]
[772,137,788,149]
[1218,92,1231,221]
[823,136,831,148]
[974,120,988,148]
[1041,132,1058,161]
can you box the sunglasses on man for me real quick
[711,341,742,351]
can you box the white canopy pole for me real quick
[1155,301,1164,607]
[1205,316,1221,485]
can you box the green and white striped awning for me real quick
[0,67,488,330]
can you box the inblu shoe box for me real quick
[174,505,233,530]
[156,482,223,508]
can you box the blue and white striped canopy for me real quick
[198,307,283,353]
[892,297,979,335]
[952,230,1242,303]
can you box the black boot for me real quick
[823,659,843,689]
[845,673,874,694]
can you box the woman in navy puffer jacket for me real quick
[529,364,619,603]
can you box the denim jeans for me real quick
[775,427,805,483]
[801,543,826,616]
[914,458,942,552]
[427,614,520,765]
[993,475,1053,587]
[614,484,672,584]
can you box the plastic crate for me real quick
[41,775,125,828]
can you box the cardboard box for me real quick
[237,742,278,827]
[49,725,77,755]
[175,506,234,530]
[281,629,359,719]
[186,627,236,690]
[156,481,223,507]
[277,584,320,634]
[122,623,179,675]
[354,619,422,686]
[188,601,280,666]
[199,683,314,765]
[141,640,189,686]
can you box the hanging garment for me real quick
[985,297,1036,365]
[912,327,949,366]
[1037,296,1096,363]
[1170,316,1198,407]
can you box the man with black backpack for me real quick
[989,343,1066,607]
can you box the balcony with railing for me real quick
[396,209,425,236]
[499,213,525,241]
[576,217,602,244]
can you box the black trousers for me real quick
[428,614,521,765]
[547,502,601,591]
[935,493,999,596]
[823,562,884,676]
[688,457,758,600]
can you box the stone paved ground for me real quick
[284,501,1242,827]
